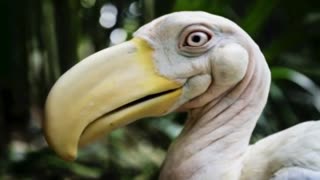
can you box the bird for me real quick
[43,11,320,180]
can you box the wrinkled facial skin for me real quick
[134,12,249,110]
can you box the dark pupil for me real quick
[192,35,201,43]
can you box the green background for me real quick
[0,0,319,179]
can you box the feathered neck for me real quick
[159,37,271,180]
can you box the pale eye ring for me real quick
[186,31,210,47]
[178,25,214,56]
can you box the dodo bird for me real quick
[43,12,320,180]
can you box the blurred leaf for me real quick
[241,0,278,36]
[305,12,320,24]
[272,67,320,111]
[148,113,183,139]
[8,148,102,178]
[81,0,96,8]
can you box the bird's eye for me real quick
[185,31,210,47]
[178,25,214,56]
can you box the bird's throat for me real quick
[159,42,271,180]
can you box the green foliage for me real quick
[1,0,319,179]
[7,149,101,179]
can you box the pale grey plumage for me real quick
[241,121,320,180]
[271,167,320,180]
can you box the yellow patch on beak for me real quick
[44,38,182,161]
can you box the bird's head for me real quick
[44,12,256,160]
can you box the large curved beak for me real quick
[44,38,182,161]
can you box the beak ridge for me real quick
[44,38,182,160]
